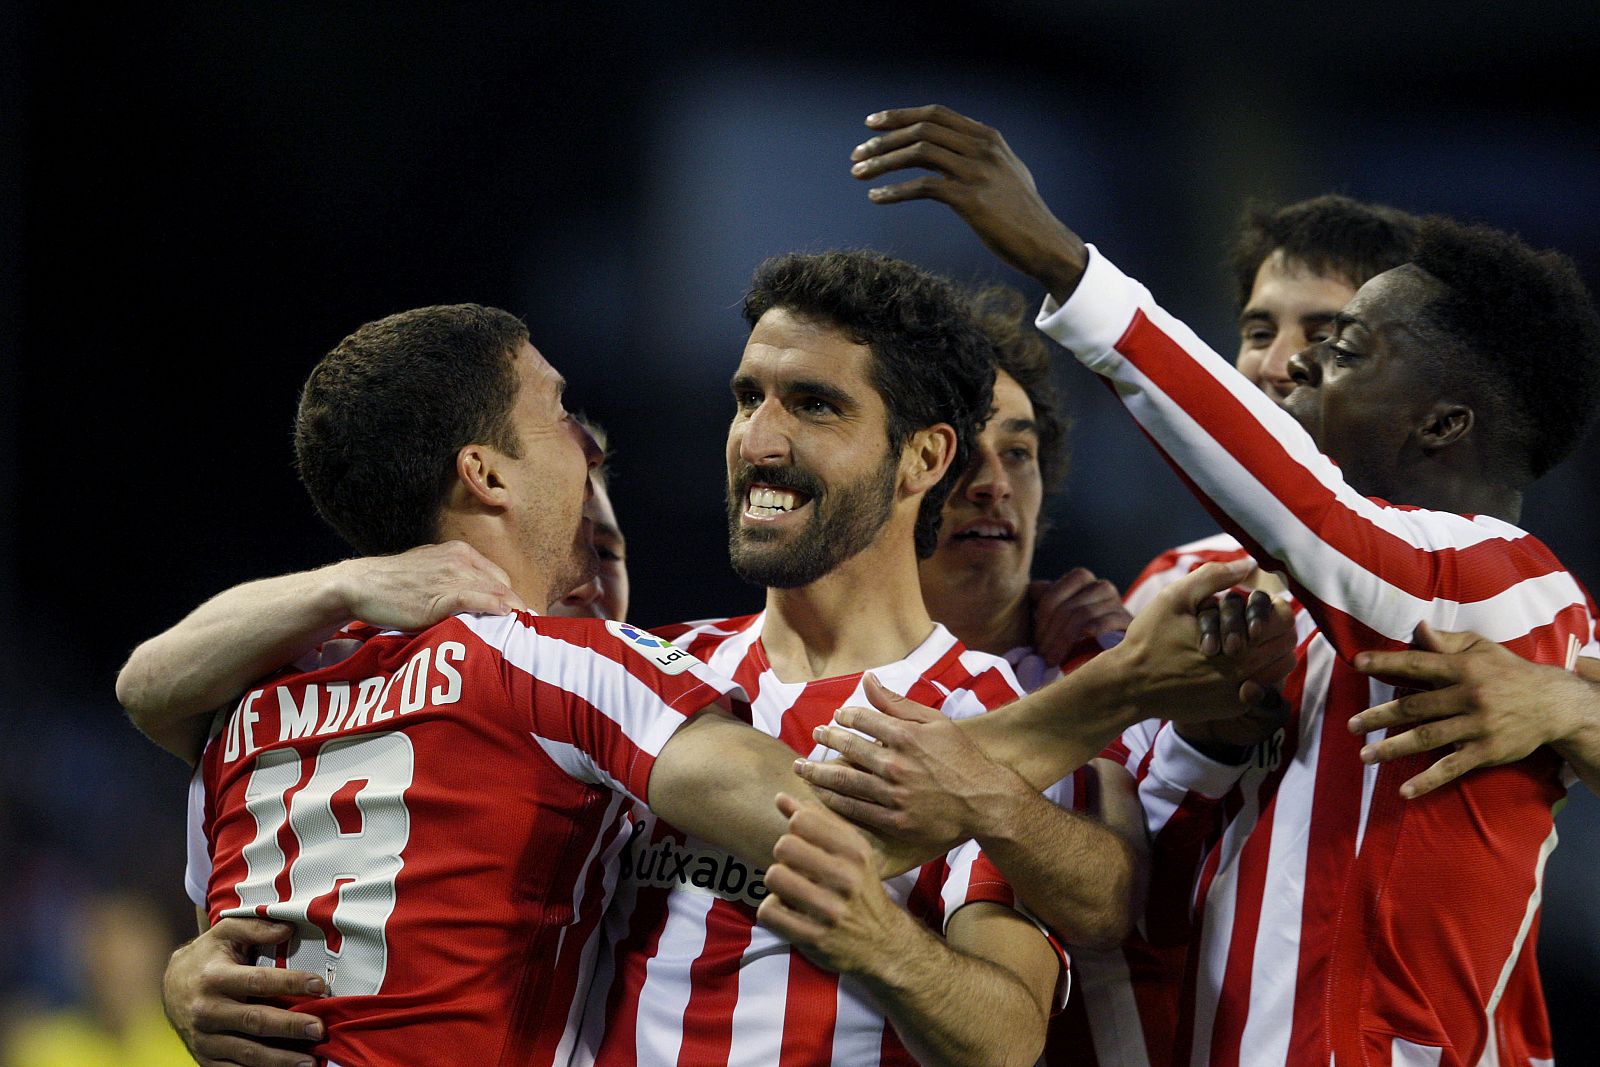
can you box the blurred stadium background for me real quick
[2,1,1596,1060]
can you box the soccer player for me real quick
[114,303,916,1067]
[838,103,1600,1066]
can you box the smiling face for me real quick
[1282,264,1445,499]
[919,370,1042,606]
[1236,250,1359,403]
[726,308,902,589]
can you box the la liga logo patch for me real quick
[605,619,700,675]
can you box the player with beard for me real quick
[831,103,1600,1067]
[579,250,1065,1067]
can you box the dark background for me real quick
[2,0,1597,1056]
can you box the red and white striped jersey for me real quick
[575,614,1052,1067]
[185,612,740,1067]
[1037,248,1597,1067]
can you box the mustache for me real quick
[728,463,824,501]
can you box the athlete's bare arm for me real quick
[116,542,523,763]
[758,797,1057,1067]
[806,561,1296,801]
[1350,627,1600,796]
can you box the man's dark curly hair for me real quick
[1410,218,1600,482]
[1232,194,1421,307]
[296,304,528,555]
[967,286,1069,491]
[743,250,995,559]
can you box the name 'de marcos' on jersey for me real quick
[219,642,467,764]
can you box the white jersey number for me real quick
[227,732,415,996]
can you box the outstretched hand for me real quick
[1350,624,1600,798]
[852,105,1089,299]
[798,675,1030,846]
[1116,559,1298,725]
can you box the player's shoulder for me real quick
[1124,531,1249,610]
[651,613,760,653]
[927,632,1027,710]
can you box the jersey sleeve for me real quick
[459,613,745,804]
[1037,248,1592,663]
[943,839,1072,1011]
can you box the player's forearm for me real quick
[959,648,1140,788]
[117,564,355,761]
[855,916,1047,1067]
[650,713,936,876]
[971,786,1137,948]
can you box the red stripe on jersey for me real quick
[678,898,757,1065]
[595,825,682,1064]
[778,953,840,1067]
[1285,663,1369,1064]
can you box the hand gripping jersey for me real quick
[574,614,1059,1067]
[1036,249,1597,1067]
[185,612,741,1067]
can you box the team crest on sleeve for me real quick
[605,620,701,675]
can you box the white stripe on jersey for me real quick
[461,613,730,776]
[1229,635,1335,1064]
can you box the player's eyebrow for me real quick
[1333,311,1363,333]
[997,417,1039,436]
[730,374,853,410]
[1238,307,1275,327]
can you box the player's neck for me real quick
[922,571,1030,657]
[761,540,934,683]
[437,516,555,612]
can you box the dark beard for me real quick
[726,453,898,589]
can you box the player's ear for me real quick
[454,443,512,509]
[1416,402,1474,454]
[900,423,956,495]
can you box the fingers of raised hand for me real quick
[866,173,951,205]
[807,787,909,836]
[1352,649,1462,688]
[866,104,995,139]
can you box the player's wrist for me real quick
[318,558,368,623]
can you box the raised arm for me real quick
[116,542,524,762]
[851,105,1589,664]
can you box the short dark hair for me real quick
[1232,194,1421,307]
[967,286,1069,491]
[295,304,528,554]
[743,251,995,559]
[1410,218,1600,481]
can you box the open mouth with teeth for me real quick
[744,484,814,521]
[950,521,1016,544]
